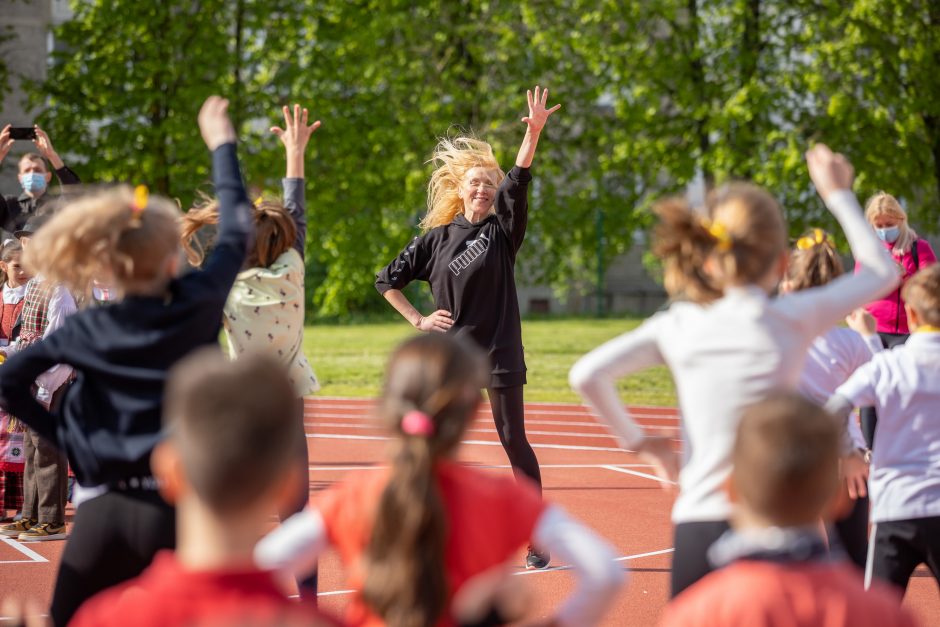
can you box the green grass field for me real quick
[304,318,677,405]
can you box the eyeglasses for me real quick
[465,179,496,190]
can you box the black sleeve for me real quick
[493,166,531,253]
[0,327,72,444]
[53,166,80,186]
[182,142,252,297]
[282,178,307,260]
[0,195,14,233]
[375,233,433,294]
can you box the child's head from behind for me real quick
[155,348,303,516]
[902,264,940,330]
[22,186,181,298]
[654,183,788,303]
[182,196,297,269]
[785,228,844,292]
[0,240,29,288]
[732,393,840,528]
[363,334,488,627]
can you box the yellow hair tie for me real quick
[796,228,828,251]
[131,185,149,225]
[253,196,264,208]
[702,217,732,252]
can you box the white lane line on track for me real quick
[307,463,655,471]
[293,547,677,598]
[1,537,48,563]
[307,405,680,421]
[601,464,677,486]
[306,433,637,453]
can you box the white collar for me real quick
[3,282,27,305]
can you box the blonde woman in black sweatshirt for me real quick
[375,86,560,569]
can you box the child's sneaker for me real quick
[525,546,551,569]
[18,522,67,541]
[0,518,35,537]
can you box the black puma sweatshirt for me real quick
[376,166,531,387]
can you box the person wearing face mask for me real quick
[855,192,936,449]
[375,86,561,570]
[0,124,81,238]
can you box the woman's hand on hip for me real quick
[416,310,453,333]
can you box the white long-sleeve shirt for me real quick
[569,190,898,524]
[827,332,940,523]
[798,326,882,450]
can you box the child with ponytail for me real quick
[256,333,623,627]
[569,145,899,597]
[0,240,29,520]
[785,228,882,569]
[0,96,252,626]
[181,103,321,601]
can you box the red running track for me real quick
[0,397,936,625]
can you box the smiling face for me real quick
[459,167,499,222]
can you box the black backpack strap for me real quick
[911,238,920,271]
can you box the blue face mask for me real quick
[19,173,47,195]
[876,226,900,243]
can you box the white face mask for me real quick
[19,172,47,194]
[876,226,900,244]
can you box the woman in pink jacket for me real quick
[857,191,936,447]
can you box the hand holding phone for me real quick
[9,127,37,141]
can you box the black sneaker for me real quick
[525,546,550,569]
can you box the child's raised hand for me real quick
[198,96,236,151]
[806,144,854,202]
[846,308,876,337]
[270,104,321,154]
[521,86,561,134]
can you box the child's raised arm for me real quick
[192,97,252,292]
[782,145,899,337]
[254,508,326,580]
[271,104,321,259]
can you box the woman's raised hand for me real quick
[521,86,561,134]
[198,96,236,151]
[270,104,321,154]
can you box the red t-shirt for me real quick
[660,560,917,627]
[71,551,340,627]
[318,461,547,626]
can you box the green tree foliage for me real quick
[28,0,940,317]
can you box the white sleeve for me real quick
[777,191,899,339]
[35,285,77,393]
[254,508,328,579]
[862,333,884,356]
[568,314,667,449]
[532,505,624,627]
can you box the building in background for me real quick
[0,0,72,191]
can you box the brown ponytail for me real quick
[362,334,488,627]
[23,186,181,297]
[786,228,844,291]
[652,183,787,303]
[182,195,296,269]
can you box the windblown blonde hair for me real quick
[420,137,505,231]
[653,183,788,303]
[23,186,181,298]
[864,191,918,255]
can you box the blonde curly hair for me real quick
[420,136,505,231]
[24,186,181,298]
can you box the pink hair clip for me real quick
[401,410,435,437]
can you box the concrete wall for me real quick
[0,0,52,191]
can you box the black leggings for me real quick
[280,397,317,602]
[828,495,870,569]
[487,386,541,493]
[860,332,909,449]
[51,490,175,626]
[671,520,731,598]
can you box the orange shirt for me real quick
[318,461,546,626]
[660,560,917,627]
